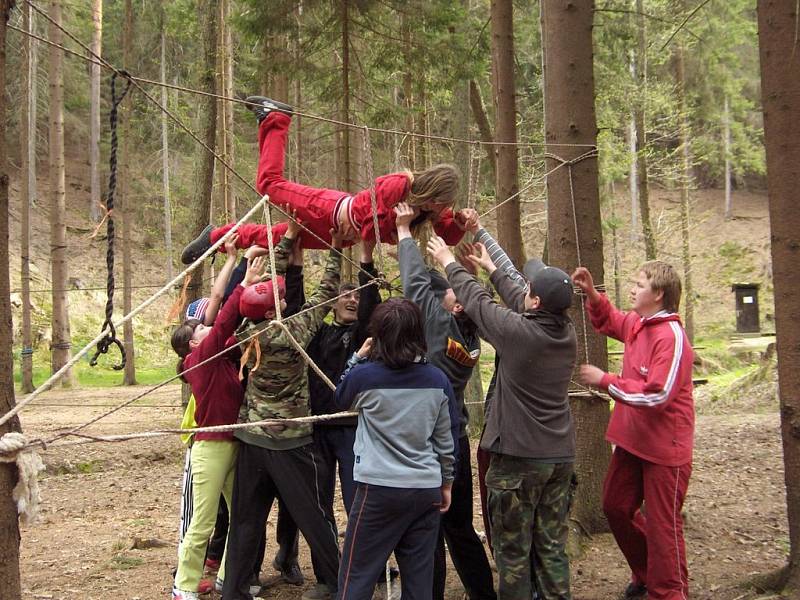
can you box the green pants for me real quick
[174,439,237,592]
[486,453,574,600]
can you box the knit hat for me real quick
[428,268,451,299]
[522,259,573,313]
[239,278,286,321]
[186,297,210,323]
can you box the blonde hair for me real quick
[406,164,460,208]
[639,261,682,313]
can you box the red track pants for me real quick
[603,446,692,600]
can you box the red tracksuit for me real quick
[587,294,695,600]
[211,112,466,250]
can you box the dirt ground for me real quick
[15,385,789,600]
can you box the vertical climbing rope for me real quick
[362,126,385,273]
[90,71,132,370]
[567,162,591,365]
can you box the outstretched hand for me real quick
[223,233,240,257]
[464,242,497,275]
[454,243,479,276]
[426,236,456,268]
[244,256,267,286]
[356,337,373,359]
[455,208,480,233]
[285,209,302,239]
[395,202,419,230]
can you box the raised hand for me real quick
[285,208,302,240]
[223,232,240,256]
[455,208,480,233]
[454,242,479,276]
[578,364,605,388]
[464,242,497,275]
[571,267,600,303]
[356,337,373,359]
[244,256,267,286]
[426,235,456,268]
[395,202,419,229]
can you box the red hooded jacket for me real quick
[587,294,695,466]
[349,173,466,246]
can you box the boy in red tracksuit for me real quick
[180,97,476,265]
[572,261,694,600]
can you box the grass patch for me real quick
[109,554,144,570]
[13,360,175,391]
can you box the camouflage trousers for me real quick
[486,453,574,600]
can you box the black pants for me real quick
[433,436,496,600]
[338,483,441,600]
[207,494,299,572]
[222,443,340,600]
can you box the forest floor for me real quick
[17,385,789,600]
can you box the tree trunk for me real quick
[216,0,235,222]
[674,42,694,344]
[120,0,136,385]
[490,0,525,268]
[186,0,219,306]
[634,0,656,259]
[89,0,102,223]
[48,0,74,385]
[756,1,800,590]
[340,0,353,282]
[540,0,610,534]
[628,112,638,242]
[723,95,732,220]
[20,2,36,394]
[160,1,173,281]
[0,2,23,596]
[468,79,497,182]
[401,13,415,170]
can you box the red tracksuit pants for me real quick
[603,447,692,600]
[211,112,355,251]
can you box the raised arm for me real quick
[473,226,527,289]
[203,234,240,325]
[396,203,446,320]
[573,267,632,342]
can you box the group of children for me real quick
[170,96,695,600]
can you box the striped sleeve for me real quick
[473,228,527,289]
[600,321,685,408]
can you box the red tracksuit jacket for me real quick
[587,294,695,466]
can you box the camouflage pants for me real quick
[486,454,574,600]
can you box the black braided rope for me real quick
[90,71,132,371]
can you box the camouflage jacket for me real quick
[234,236,342,450]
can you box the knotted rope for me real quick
[0,432,45,525]
[90,71,132,370]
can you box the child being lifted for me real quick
[181,97,478,264]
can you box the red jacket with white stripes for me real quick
[587,294,695,466]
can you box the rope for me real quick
[0,432,45,525]
[7,18,597,150]
[42,278,385,444]
[362,126,385,273]
[90,71,132,371]
[0,194,272,429]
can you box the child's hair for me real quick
[407,164,460,208]
[171,319,201,383]
[639,261,682,313]
[368,298,427,369]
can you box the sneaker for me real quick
[273,558,304,586]
[214,577,264,596]
[172,589,201,600]
[180,224,214,265]
[301,583,336,600]
[621,581,647,599]
[204,557,221,572]
[244,95,294,123]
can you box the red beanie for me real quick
[239,277,286,321]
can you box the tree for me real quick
[632,0,656,259]
[490,0,525,268]
[160,0,173,281]
[540,0,610,534]
[756,0,800,591]
[89,0,102,223]
[217,0,236,221]
[185,0,219,307]
[674,38,695,344]
[120,0,136,385]
[1,0,23,594]
[19,3,37,394]
[48,0,75,386]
